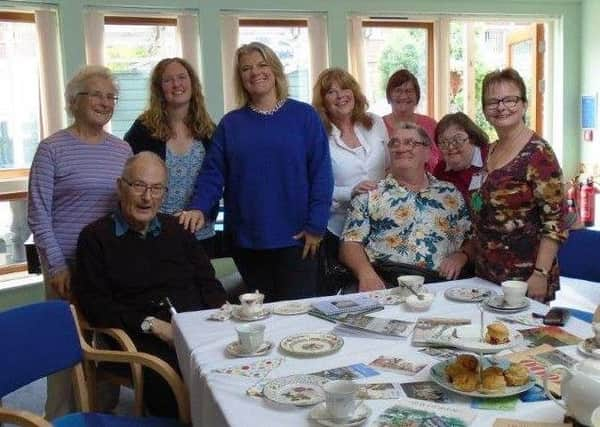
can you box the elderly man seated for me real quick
[72,151,226,417]
[340,122,472,292]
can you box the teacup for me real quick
[501,280,528,307]
[397,275,425,299]
[323,380,359,419]
[235,323,265,353]
[593,322,600,347]
[239,291,265,317]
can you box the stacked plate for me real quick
[483,295,530,313]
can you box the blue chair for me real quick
[0,301,189,426]
[558,228,600,282]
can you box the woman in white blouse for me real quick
[313,68,388,294]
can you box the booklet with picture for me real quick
[471,395,518,411]
[372,398,475,426]
[400,381,450,403]
[519,326,582,348]
[418,347,462,360]
[311,295,382,316]
[313,363,380,381]
[336,313,416,338]
[357,382,404,400]
[411,317,472,346]
[369,355,427,376]
[307,306,384,323]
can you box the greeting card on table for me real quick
[369,355,427,376]
[519,385,549,402]
[357,383,403,400]
[471,395,518,411]
[418,347,461,361]
[313,363,380,381]
[212,357,283,379]
[400,381,450,403]
[519,326,582,348]
[501,344,564,396]
[493,419,572,427]
[372,398,475,426]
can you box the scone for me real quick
[455,354,479,372]
[481,366,507,391]
[445,361,469,381]
[485,322,510,344]
[504,363,529,386]
[452,371,479,392]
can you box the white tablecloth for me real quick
[173,277,595,427]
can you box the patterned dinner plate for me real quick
[273,302,311,315]
[279,333,344,357]
[263,374,328,406]
[430,358,536,398]
[444,286,497,303]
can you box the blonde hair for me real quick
[312,67,373,134]
[139,58,215,141]
[233,42,288,107]
[65,65,117,117]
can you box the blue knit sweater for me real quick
[190,99,333,249]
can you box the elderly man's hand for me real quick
[439,251,468,280]
[358,272,385,292]
[175,209,205,233]
[49,268,71,299]
[151,319,174,345]
[293,231,322,259]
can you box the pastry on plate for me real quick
[485,322,510,344]
[504,362,529,386]
[455,354,479,372]
[452,371,479,392]
[481,366,507,391]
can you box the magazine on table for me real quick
[400,381,450,403]
[335,313,415,338]
[369,355,427,376]
[311,294,382,316]
[519,326,582,348]
[357,382,404,400]
[371,398,475,426]
[411,317,472,346]
[307,306,384,323]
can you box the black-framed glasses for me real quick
[483,95,522,111]
[121,178,167,198]
[77,91,119,104]
[387,138,428,150]
[438,135,470,150]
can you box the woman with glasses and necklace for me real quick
[382,69,442,172]
[28,65,132,419]
[124,58,218,257]
[470,68,567,303]
[178,42,333,302]
[433,112,490,204]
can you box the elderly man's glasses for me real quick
[121,179,167,198]
[387,138,427,150]
[483,95,522,111]
[77,91,119,104]
[438,135,469,150]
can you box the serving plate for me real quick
[444,286,497,303]
[263,374,327,406]
[430,359,536,398]
[279,333,344,358]
[430,325,521,353]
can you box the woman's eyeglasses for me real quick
[438,135,470,150]
[77,91,119,104]
[483,95,522,111]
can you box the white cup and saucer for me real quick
[226,323,273,357]
[232,291,270,321]
[501,280,528,307]
[309,380,371,426]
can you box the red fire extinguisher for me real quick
[580,177,597,227]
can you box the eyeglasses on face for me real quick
[438,135,470,150]
[483,95,522,111]
[391,86,416,96]
[387,138,428,150]
[77,91,119,104]
[121,178,167,197]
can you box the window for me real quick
[238,19,311,103]
[360,20,433,117]
[103,16,178,138]
[0,12,40,172]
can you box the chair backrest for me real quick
[558,228,600,282]
[0,300,83,398]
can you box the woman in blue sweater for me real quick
[179,42,333,302]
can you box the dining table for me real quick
[173,277,596,427]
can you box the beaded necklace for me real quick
[248,98,286,116]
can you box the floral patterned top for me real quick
[162,142,215,240]
[341,173,471,271]
[472,135,568,300]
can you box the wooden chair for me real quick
[0,301,190,426]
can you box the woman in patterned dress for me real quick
[472,68,567,302]
[124,57,218,257]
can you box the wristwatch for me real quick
[533,266,549,278]
[141,316,155,334]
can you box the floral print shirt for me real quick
[472,135,568,300]
[341,173,471,271]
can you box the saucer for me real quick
[231,306,271,321]
[309,402,371,426]
[484,295,530,312]
[578,338,600,359]
[273,302,311,315]
[225,340,273,357]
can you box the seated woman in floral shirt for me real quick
[340,122,472,292]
